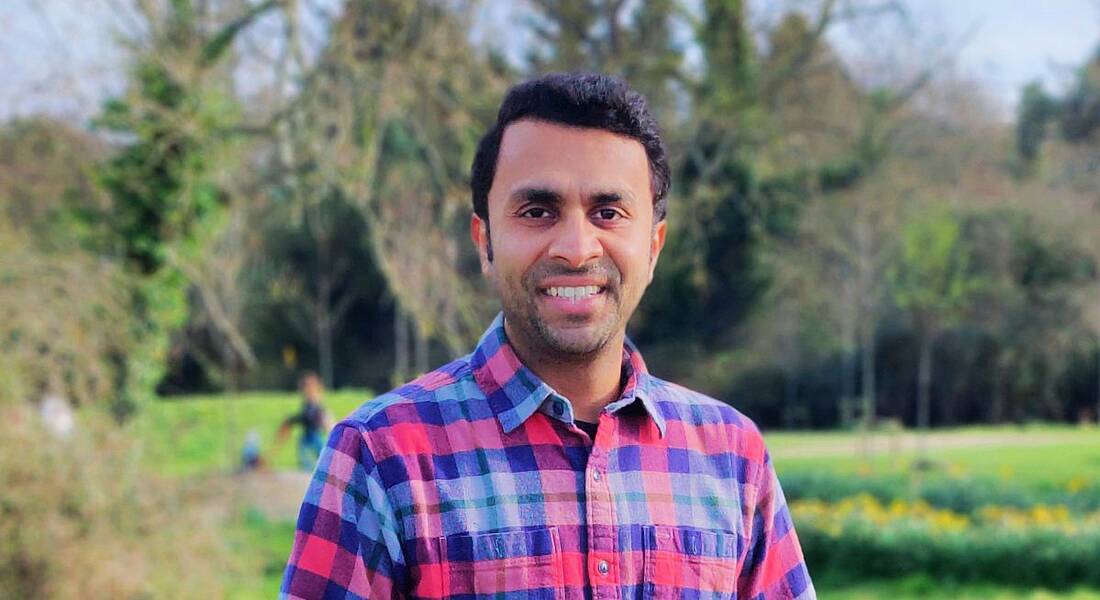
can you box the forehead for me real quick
[490,119,651,203]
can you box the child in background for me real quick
[240,429,264,472]
[277,372,331,470]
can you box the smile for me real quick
[541,285,605,302]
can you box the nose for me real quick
[548,211,603,268]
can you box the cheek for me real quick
[619,240,655,280]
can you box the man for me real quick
[281,72,815,600]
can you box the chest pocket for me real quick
[439,527,565,600]
[643,525,739,600]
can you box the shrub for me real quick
[781,469,1100,514]
[0,406,233,598]
[793,493,1100,588]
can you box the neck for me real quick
[503,320,624,423]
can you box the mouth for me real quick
[539,284,607,304]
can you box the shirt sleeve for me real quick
[736,450,816,600]
[280,422,406,599]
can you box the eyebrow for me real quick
[508,186,636,207]
[509,186,562,206]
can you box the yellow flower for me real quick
[946,462,967,478]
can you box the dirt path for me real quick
[233,470,312,521]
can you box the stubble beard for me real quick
[500,260,625,360]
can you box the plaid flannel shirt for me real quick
[281,314,814,600]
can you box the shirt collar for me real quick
[470,313,666,438]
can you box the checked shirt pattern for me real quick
[281,314,814,600]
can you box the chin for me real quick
[537,320,618,356]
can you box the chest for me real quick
[388,413,758,600]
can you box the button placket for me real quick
[585,413,619,600]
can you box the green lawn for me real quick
[225,510,297,600]
[767,424,1100,487]
[134,389,371,476]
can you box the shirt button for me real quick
[592,470,601,482]
[597,560,609,575]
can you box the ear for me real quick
[470,213,492,274]
[647,218,668,283]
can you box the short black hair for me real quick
[471,72,670,225]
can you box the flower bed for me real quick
[793,493,1100,588]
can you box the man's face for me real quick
[471,119,667,358]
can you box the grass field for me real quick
[767,425,1100,486]
[139,392,1100,599]
[135,389,372,476]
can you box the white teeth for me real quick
[545,286,602,301]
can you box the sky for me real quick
[1,0,1098,125]
[825,0,1100,119]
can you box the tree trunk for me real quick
[783,369,798,429]
[414,317,428,376]
[916,331,933,460]
[394,304,408,386]
[840,288,856,428]
[317,311,334,389]
[858,318,876,460]
[316,272,335,389]
[859,319,876,429]
[990,357,1006,424]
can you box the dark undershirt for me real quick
[575,419,599,440]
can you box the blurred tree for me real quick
[250,191,381,389]
[93,0,276,414]
[0,119,109,245]
[888,207,979,445]
[0,120,127,408]
[525,0,685,121]
[1016,82,1056,169]
[526,0,608,71]
[1059,46,1100,143]
[760,168,905,434]
[269,0,509,384]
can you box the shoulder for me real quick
[330,356,479,462]
[342,355,476,431]
[647,375,769,463]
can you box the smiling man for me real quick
[281,73,815,600]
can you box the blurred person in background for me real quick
[277,372,331,470]
[281,73,814,599]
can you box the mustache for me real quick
[524,260,622,291]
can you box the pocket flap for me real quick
[646,525,738,559]
[443,527,559,563]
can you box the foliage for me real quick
[0,406,230,598]
[90,0,274,414]
[4,1,1100,429]
[888,209,978,330]
[0,225,135,409]
[1017,82,1057,164]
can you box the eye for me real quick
[520,206,553,219]
[595,208,622,221]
